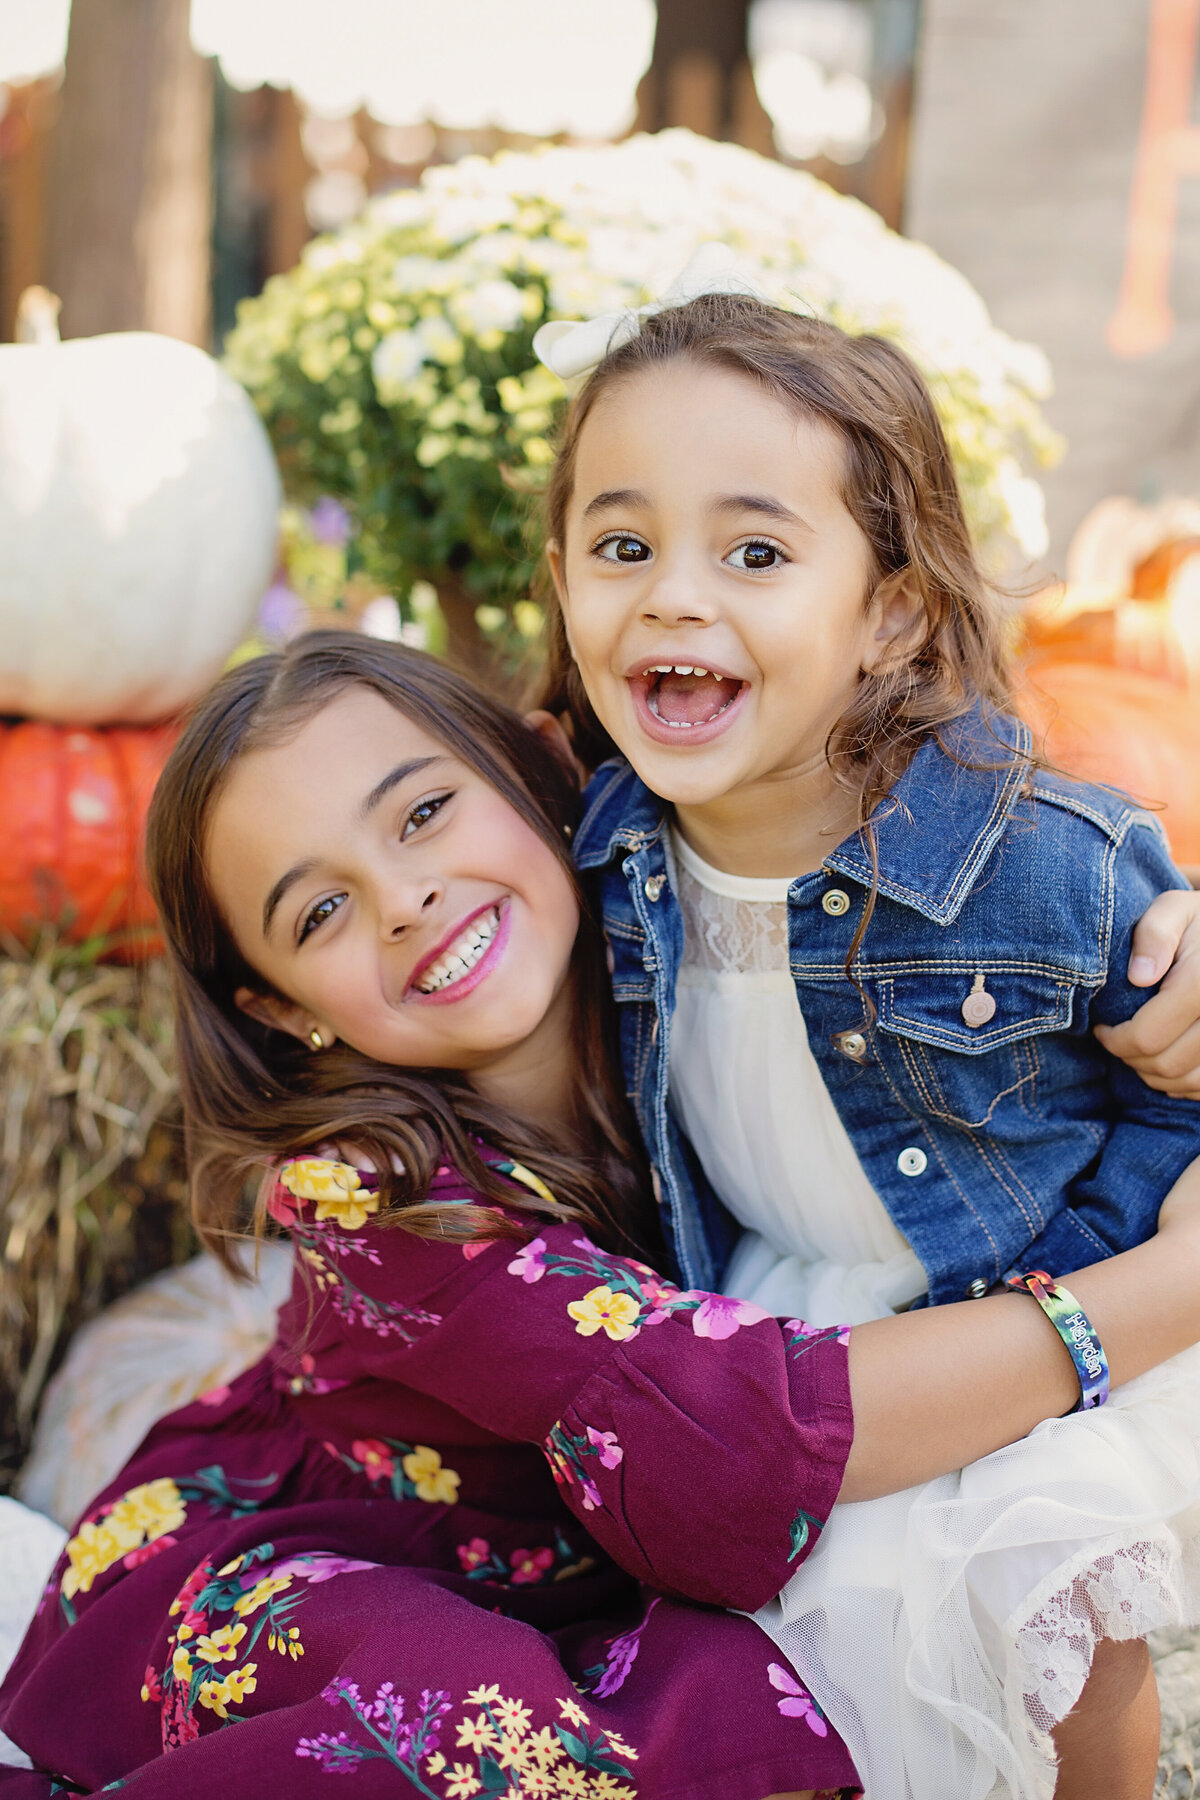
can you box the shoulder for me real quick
[576,759,665,870]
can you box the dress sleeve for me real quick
[272,1157,854,1612]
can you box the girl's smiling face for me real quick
[206,688,580,1089]
[550,362,913,864]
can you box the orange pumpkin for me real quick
[1016,661,1200,867]
[0,720,178,958]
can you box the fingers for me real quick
[1126,888,1200,986]
[1096,1012,1200,1096]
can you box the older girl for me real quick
[4,636,1200,1800]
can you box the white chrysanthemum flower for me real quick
[371,329,426,399]
[451,278,527,337]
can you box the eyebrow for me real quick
[260,755,448,940]
[358,754,445,819]
[580,488,810,531]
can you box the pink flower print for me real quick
[767,1663,828,1736]
[507,1237,547,1283]
[585,1427,624,1470]
[123,1534,178,1570]
[690,1293,772,1340]
[197,1384,231,1408]
[352,1438,396,1483]
[265,1179,299,1227]
[266,1553,378,1586]
[461,1241,490,1260]
[509,1546,555,1585]
[457,1537,491,1573]
[579,1476,603,1511]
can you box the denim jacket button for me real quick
[897,1146,928,1177]
[644,874,667,902]
[837,1030,868,1061]
[965,1278,990,1299]
[821,888,851,917]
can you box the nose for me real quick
[379,872,443,941]
[639,553,717,629]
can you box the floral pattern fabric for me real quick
[0,1152,858,1798]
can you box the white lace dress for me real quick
[668,829,1200,1800]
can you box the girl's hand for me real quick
[1097,886,1200,1097]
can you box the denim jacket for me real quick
[575,705,1200,1304]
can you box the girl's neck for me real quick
[673,759,861,880]
[466,979,578,1141]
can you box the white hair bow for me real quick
[532,242,768,395]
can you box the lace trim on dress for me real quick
[673,842,792,975]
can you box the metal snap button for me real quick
[961,972,996,1028]
[837,1030,868,1061]
[897,1146,927,1177]
[822,888,851,917]
[965,1277,989,1299]
[644,874,666,902]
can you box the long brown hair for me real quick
[146,632,653,1269]
[539,291,1013,807]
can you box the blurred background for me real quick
[1,0,1196,564]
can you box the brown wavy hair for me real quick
[538,291,1014,803]
[146,631,654,1270]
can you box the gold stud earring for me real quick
[309,1029,326,1051]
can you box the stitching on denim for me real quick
[871,1048,1001,1273]
[1029,783,1130,839]
[790,958,1104,984]
[907,1038,1036,1130]
[969,1131,1042,1236]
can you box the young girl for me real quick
[533,285,1200,1798]
[5,636,1200,1800]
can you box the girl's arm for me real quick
[1011,820,1200,1280]
[275,1154,1200,1612]
[843,1150,1200,1498]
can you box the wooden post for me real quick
[45,0,213,344]
[636,0,772,149]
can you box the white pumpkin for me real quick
[0,295,281,723]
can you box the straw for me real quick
[0,936,192,1488]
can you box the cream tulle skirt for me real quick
[735,1240,1200,1798]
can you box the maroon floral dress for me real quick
[0,1153,859,1799]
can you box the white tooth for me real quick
[674,665,694,675]
[693,667,709,678]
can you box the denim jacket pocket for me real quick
[870,971,1077,1131]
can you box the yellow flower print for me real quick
[445,1764,483,1799]
[195,1622,247,1664]
[525,1726,566,1768]
[566,1286,640,1342]
[279,1158,380,1229]
[504,1160,558,1206]
[61,1515,142,1598]
[172,1645,193,1681]
[518,1770,557,1799]
[466,1684,502,1705]
[234,1574,293,1616]
[268,1624,305,1659]
[108,1478,185,1541]
[590,1785,635,1800]
[495,1697,532,1737]
[198,1662,258,1720]
[426,1752,447,1776]
[498,1735,533,1773]
[402,1445,461,1504]
[603,1733,638,1762]
[554,1768,588,1799]
[456,1712,501,1754]
[557,1696,589,1728]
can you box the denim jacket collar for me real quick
[575,701,1033,925]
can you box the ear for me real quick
[524,708,587,787]
[234,986,336,1051]
[545,542,576,657]
[862,569,926,674]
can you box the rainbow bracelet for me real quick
[1006,1270,1110,1412]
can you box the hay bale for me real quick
[0,938,193,1487]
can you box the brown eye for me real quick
[730,540,785,572]
[597,534,651,564]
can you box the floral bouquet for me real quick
[225,129,1061,663]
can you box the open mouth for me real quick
[635,664,746,731]
[411,903,503,997]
